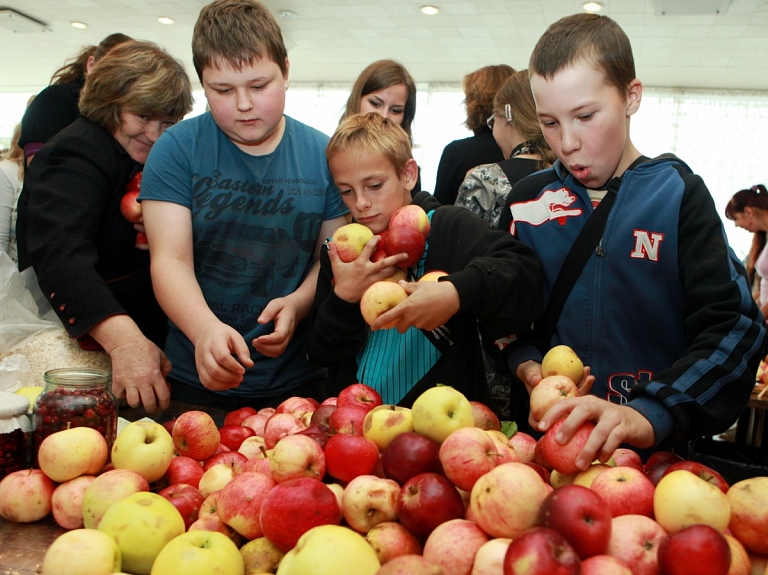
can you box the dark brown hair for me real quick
[192,0,288,81]
[342,60,417,142]
[725,184,768,286]
[530,13,635,96]
[78,41,193,134]
[50,33,132,85]
[463,64,515,133]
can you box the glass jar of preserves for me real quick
[32,369,118,457]
[0,391,33,479]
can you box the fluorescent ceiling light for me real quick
[278,10,297,19]
[0,8,49,33]
[158,17,174,25]
[71,21,87,29]
[421,5,439,15]
[583,2,603,12]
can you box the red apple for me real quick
[662,460,729,494]
[309,404,338,428]
[158,483,206,530]
[164,455,205,489]
[537,418,596,475]
[438,426,504,492]
[580,555,632,575]
[120,190,142,224]
[364,521,423,564]
[384,225,426,268]
[223,406,258,427]
[524,462,552,485]
[269,433,326,483]
[241,412,269,437]
[216,470,276,541]
[606,514,667,575]
[377,555,444,575]
[657,523,731,575]
[381,431,442,486]
[726,476,768,555]
[202,450,248,473]
[422,518,489,575]
[324,433,380,483]
[172,410,221,461]
[536,484,612,559]
[218,424,256,451]
[296,423,332,450]
[163,418,176,436]
[470,400,502,431]
[396,472,465,538]
[259,477,342,552]
[263,412,307,449]
[509,432,538,464]
[320,397,337,407]
[275,396,317,420]
[644,450,683,470]
[188,514,238,540]
[337,383,384,412]
[610,448,644,472]
[389,204,431,239]
[503,526,580,575]
[328,404,369,436]
[645,461,674,486]
[51,475,96,530]
[258,406,276,417]
[589,466,655,518]
[0,469,55,523]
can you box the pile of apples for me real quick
[331,205,436,328]
[2,375,768,575]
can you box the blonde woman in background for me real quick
[0,123,24,262]
[456,70,556,228]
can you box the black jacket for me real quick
[307,191,542,407]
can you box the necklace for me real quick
[509,141,535,158]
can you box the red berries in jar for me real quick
[0,391,32,479]
[32,369,118,460]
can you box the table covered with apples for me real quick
[2,350,768,575]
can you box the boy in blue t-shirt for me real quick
[140,0,348,409]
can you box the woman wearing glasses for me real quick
[455,70,555,228]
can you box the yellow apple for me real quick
[37,426,109,483]
[360,281,408,329]
[654,469,731,533]
[151,530,244,575]
[15,386,43,411]
[381,268,408,284]
[549,469,578,489]
[541,345,584,385]
[418,270,448,282]
[82,468,149,530]
[363,404,414,451]
[411,385,474,444]
[41,528,121,575]
[240,536,285,574]
[276,524,380,575]
[111,420,174,483]
[98,491,185,575]
[572,463,612,488]
[331,223,374,263]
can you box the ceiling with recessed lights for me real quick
[1,0,767,93]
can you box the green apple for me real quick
[41,528,121,575]
[276,524,380,575]
[98,491,185,575]
[363,404,414,452]
[37,426,109,483]
[111,420,174,483]
[411,385,474,444]
[150,530,244,575]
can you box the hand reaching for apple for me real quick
[108,336,172,413]
[371,279,460,334]
[538,395,656,471]
[328,238,408,303]
[192,321,254,391]
[252,295,299,358]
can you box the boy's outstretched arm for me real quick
[142,200,254,390]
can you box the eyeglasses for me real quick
[487,105,513,130]
[486,113,496,130]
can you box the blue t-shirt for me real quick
[140,113,347,397]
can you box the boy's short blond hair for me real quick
[192,0,288,81]
[530,13,635,95]
[327,113,413,178]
